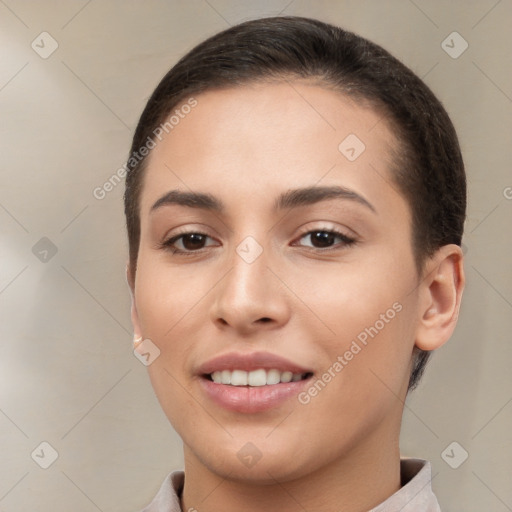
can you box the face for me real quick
[131,81,425,483]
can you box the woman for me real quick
[125,16,465,512]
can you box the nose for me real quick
[210,241,291,336]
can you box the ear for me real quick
[126,262,143,341]
[415,244,465,351]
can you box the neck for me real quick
[180,429,401,512]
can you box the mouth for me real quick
[197,351,314,413]
[204,369,313,386]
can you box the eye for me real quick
[294,228,356,250]
[160,227,356,255]
[161,232,218,254]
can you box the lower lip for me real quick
[199,376,311,413]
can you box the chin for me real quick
[207,454,309,485]
[189,433,326,485]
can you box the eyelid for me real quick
[293,219,357,238]
[160,228,218,253]
[161,224,217,243]
[160,223,358,255]
[292,225,357,249]
[295,222,355,238]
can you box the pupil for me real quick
[183,234,205,250]
[313,231,334,248]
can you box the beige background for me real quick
[1,1,511,511]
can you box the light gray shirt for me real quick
[140,458,441,512]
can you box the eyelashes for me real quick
[161,232,217,254]
[159,227,357,256]
[295,229,356,250]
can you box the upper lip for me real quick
[197,351,313,375]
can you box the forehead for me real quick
[139,81,406,221]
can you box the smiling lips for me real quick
[197,351,314,413]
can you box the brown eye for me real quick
[162,232,218,254]
[309,231,337,248]
[296,229,356,250]
[180,233,208,250]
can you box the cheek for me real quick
[134,254,209,341]
[293,303,416,454]
[136,264,205,433]
[146,363,221,454]
[313,298,417,427]
[288,259,409,338]
[292,260,417,392]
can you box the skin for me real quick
[128,81,464,512]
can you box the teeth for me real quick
[231,370,248,386]
[248,369,266,386]
[209,369,307,386]
[266,369,280,385]
[280,371,293,383]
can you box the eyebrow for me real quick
[150,185,376,214]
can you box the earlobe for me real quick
[125,261,135,295]
[415,244,465,351]
[131,297,143,342]
[126,262,143,341]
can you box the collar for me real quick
[370,458,441,511]
[140,457,440,512]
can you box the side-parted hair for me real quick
[124,16,466,390]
